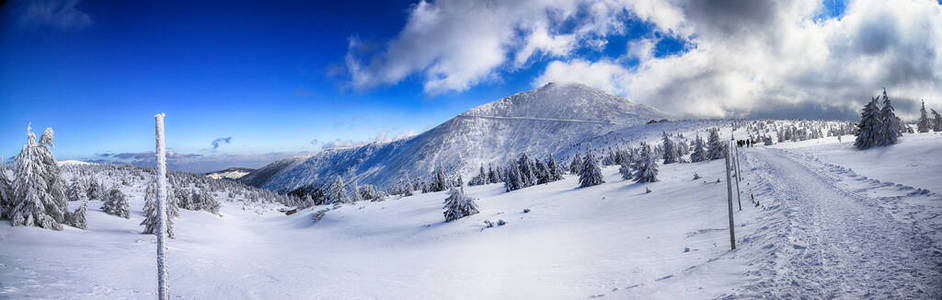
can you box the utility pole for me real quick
[154,114,169,300]
[725,140,736,250]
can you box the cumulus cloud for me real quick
[534,0,942,120]
[17,0,92,31]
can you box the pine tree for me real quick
[190,189,219,214]
[142,180,175,237]
[632,142,659,183]
[486,164,499,184]
[879,89,901,145]
[534,159,550,184]
[917,100,931,133]
[70,200,87,230]
[517,154,536,187]
[86,178,104,201]
[429,164,448,192]
[504,163,523,192]
[579,145,604,188]
[618,159,632,180]
[706,128,725,160]
[326,176,348,204]
[67,179,88,202]
[569,153,583,174]
[546,156,564,181]
[855,96,882,149]
[0,167,12,219]
[661,132,677,164]
[352,181,363,202]
[932,108,942,132]
[690,134,707,162]
[442,186,479,222]
[102,187,130,219]
[10,125,65,230]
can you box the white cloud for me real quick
[536,0,942,119]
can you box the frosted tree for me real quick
[618,159,632,180]
[690,134,706,162]
[486,164,499,184]
[86,178,105,201]
[67,179,88,202]
[579,145,604,188]
[855,96,882,149]
[504,163,523,192]
[429,164,448,192]
[442,186,479,222]
[546,156,564,181]
[569,153,583,174]
[190,189,220,214]
[517,154,536,187]
[0,168,11,219]
[932,108,942,132]
[326,176,348,204]
[661,132,677,164]
[352,181,363,202]
[534,159,550,184]
[102,187,130,219]
[706,128,725,160]
[879,89,901,145]
[142,180,175,237]
[70,200,87,230]
[917,100,931,133]
[10,125,65,230]
[632,142,659,183]
[469,165,487,186]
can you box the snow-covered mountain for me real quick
[241,82,666,191]
[204,167,254,180]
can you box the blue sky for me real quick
[2,0,940,170]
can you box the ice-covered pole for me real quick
[725,140,736,250]
[154,113,169,300]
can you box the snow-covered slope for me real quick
[204,167,254,180]
[242,83,666,191]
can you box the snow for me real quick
[1,125,940,298]
[57,160,93,166]
[205,169,251,180]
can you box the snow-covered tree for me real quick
[469,165,487,186]
[86,178,104,201]
[351,181,363,202]
[546,156,564,182]
[618,159,632,180]
[504,163,523,192]
[142,180,175,237]
[690,134,707,162]
[486,164,499,184]
[428,164,448,192]
[879,89,901,145]
[579,145,604,188]
[102,187,130,219]
[632,142,659,183]
[0,168,12,219]
[442,186,479,222]
[569,153,583,174]
[517,154,536,187]
[932,108,942,132]
[917,100,931,133]
[189,189,219,215]
[661,132,677,164]
[706,128,725,160]
[326,176,348,204]
[9,125,66,229]
[70,200,87,230]
[534,159,551,184]
[67,179,87,202]
[855,96,882,149]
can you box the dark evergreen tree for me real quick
[706,128,725,160]
[661,132,677,164]
[442,186,479,222]
[546,156,564,181]
[102,187,130,219]
[855,96,882,149]
[618,159,632,180]
[917,100,931,133]
[932,108,942,132]
[517,154,536,187]
[429,164,448,192]
[569,153,583,174]
[690,134,707,162]
[504,163,523,192]
[578,145,604,188]
[632,142,659,183]
[879,89,901,145]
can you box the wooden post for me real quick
[734,145,742,211]
[154,114,169,300]
[725,140,736,250]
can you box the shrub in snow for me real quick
[102,187,130,219]
[693,173,701,180]
[579,145,604,188]
[10,125,67,230]
[496,219,507,226]
[522,208,530,213]
[645,187,652,194]
[632,142,659,183]
[443,187,479,222]
[311,208,329,224]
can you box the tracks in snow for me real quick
[726,148,942,298]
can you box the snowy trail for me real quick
[730,147,942,298]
